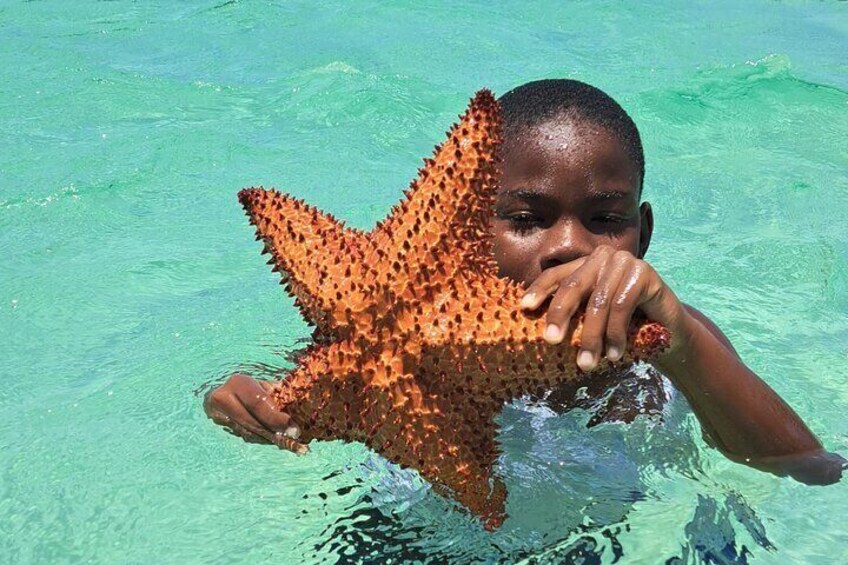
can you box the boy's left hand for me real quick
[519,245,687,371]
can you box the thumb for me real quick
[242,384,307,453]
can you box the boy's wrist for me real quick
[651,305,698,374]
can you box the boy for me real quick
[205,79,845,485]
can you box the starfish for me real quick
[237,90,670,530]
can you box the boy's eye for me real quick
[594,214,626,224]
[591,214,630,228]
[501,211,543,231]
[586,213,631,234]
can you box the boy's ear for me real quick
[638,202,653,259]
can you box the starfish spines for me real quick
[242,89,670,530]
[369,92,502,302]
[239,187,363,336]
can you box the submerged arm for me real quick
[654,306,846,484]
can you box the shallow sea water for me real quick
[2,1,847,563]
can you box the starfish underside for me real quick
[237,90,670,530]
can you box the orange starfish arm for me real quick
[273,346,510,529]
[367,89,502,305]
[238,188,376,337]
[238,90,672,531]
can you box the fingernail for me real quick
[607,346,621,362]
[520,293,536,309]
[284,425,301,440]
[273,431,287,447]
[274,431,309,455]
[294,443,309,455]
[577,350,595,371]
[544,324,562,343]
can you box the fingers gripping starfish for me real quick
[237,90,669,530]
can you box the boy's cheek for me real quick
[492,233,542,286]
[492,239,522,284]
[495,261,535,287]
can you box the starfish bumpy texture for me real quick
[237,90,670,529]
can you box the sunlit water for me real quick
[2,1,847,562]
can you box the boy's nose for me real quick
[538,219,594,271]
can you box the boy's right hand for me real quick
[203,373,306,453]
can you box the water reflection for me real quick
[199,359,775,562]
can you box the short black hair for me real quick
[498,79,645,190]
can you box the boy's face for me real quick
[492,116,652,286]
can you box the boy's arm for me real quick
[658,305,845,484]
[522,245,846,484]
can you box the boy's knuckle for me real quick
[208,388,228,406]
[228,373,250,386]
[613,250,632,264]
[595,245,614,258]
[609,300,626,314]
[591,290,610,310]
[636,261,654,278]
[564,276,581,289]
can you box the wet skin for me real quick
[205,115,846,484]
[491,117,670,370]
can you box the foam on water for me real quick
[2,1,847,562]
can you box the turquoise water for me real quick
[2,0,847,562]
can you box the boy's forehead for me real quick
[500,117,641,197]
[505,116,604,155]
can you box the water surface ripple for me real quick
[2,1,847,562]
